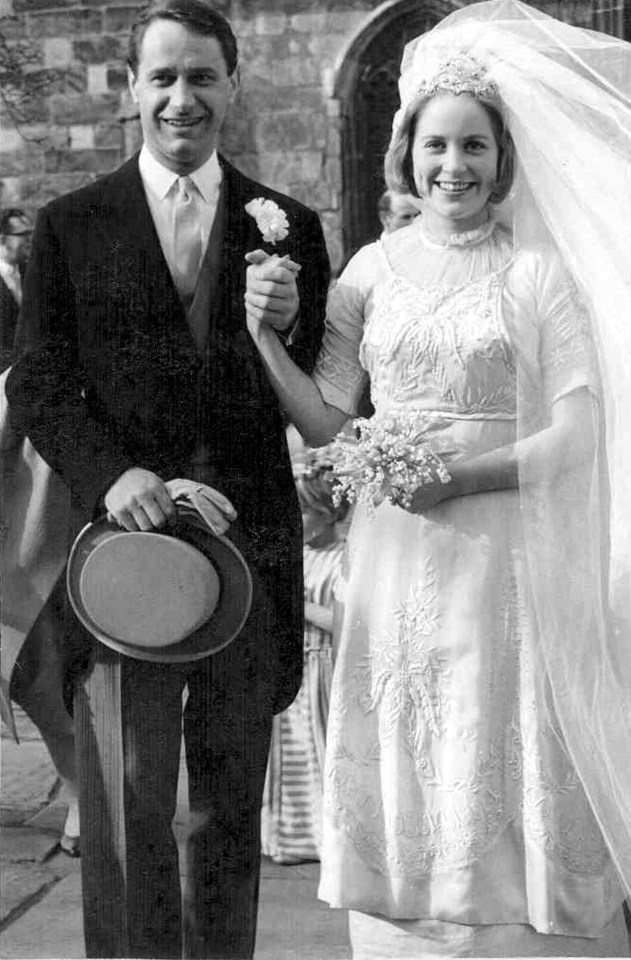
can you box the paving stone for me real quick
[0,862,58,926]
[1,826,59,864]
[256,860,350,960]
[0,872,84,960]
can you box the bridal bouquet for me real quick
[327,413,451,511]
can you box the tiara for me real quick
[400,50,499,110]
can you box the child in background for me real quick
[261,427,349,864]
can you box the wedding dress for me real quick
[313,218,628,955]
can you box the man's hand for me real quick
[244,250,301,335]
[104,468,175,532]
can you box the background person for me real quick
[261,426,348,865]
[376,189,421,235]
[0,208,32,372]
[5,0,329,956]
[243,1,631,956]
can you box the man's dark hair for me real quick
[127,0,238,77]
[0,208,28,236]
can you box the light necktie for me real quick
[172,176,202,299]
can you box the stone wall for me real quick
[0,0,627,270]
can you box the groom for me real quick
[6,1,329,956]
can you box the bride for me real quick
[244,1,631,956]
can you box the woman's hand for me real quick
[406,472,456,515]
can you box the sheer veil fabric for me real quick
[393,0,631,897]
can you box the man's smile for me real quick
[161,116,205,128]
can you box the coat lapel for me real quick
[99,157,200,361]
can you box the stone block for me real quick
[28,7,102,37]
[265,149,323,186]
[106,65,128,91]
[272,56,321,88]
[290,12,327,34]
[327,11,366,35]
[69,123,95,149]
[0,15,28,40]
[324,156,342,189]
[44,146,120,173]
[43,36,72,67]
[0,125,26,152]
[252,12,286,36]
[307,32,347,64]
[14,171,93,205]
[104,5,138,33]
[0,142,46,174]
[94,120,123,148]
[256,112,324,153]
[14,0,73,10]
[50,92,120,124]
[72,35,126,64]
[88,63,108,95]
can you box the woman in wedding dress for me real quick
[245,2,631,956]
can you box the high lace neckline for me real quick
[418,219,496,250]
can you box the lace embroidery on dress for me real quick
[361,264,517,417]
[353,561,450,746]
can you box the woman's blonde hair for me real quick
[384,91,515,205]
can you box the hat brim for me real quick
[67,506,253,663]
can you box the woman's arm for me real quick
[247,317,349,446]
[411,387,597,513]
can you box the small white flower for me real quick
[245,197,290,245]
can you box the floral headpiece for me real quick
[394,44,501,133]
[407,51,499,103]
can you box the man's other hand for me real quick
[104,468,175,531]
[244,250,300,334]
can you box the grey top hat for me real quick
[67,505,253,663]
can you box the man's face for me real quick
[128,18,238,175]
[0,216,32,265]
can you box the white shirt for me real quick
[137,146,223,281]
[0,259,22,305]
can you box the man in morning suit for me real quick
[6,1,330,956]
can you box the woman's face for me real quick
[411,92,499,236]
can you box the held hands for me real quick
[104,469,237,535]
[244,249,301,338]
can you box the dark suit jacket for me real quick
[6,154,330,712]
[0,269,22,373]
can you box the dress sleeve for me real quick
[536,252,600,407]
[313,245,378,416]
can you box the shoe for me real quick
[59,797,80,857]
[59,833,80,857]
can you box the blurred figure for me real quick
[0,208,32,373]
[377,189,421,235]
[0,206,78,855]
[261,426,348,864]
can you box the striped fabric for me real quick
[261,539,345,864]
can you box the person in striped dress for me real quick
[261,428,349,864]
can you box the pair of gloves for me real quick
[165,479,236,537]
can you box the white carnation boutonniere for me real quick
[245,197,290,246]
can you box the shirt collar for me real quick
[138,146,222,202]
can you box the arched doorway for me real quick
[334,0,462,263]
[334,0,629,265]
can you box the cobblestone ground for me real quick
[1,707,351,960]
